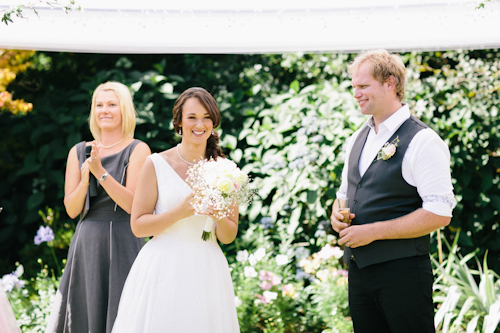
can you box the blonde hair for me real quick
[88,81,137,140]
[348,49,406,101]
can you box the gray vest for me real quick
[343,115,429,269]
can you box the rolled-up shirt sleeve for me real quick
[405,129,456,217]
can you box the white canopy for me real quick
[0,0,499,54]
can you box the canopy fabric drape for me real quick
[1,0,499,54]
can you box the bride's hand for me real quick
[203,202,222,221]
[178,193,196,219]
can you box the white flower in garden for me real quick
[244,266,258,278]
[236,250,249,262]
[275,254,289,266]
[331,247,343,260]
[317,244,343,260]
[254,247,266,261]
[314,229,327,238]
[234,296,242,307]
[263,291,278,302]
[248,254,258,266]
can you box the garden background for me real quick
[1,49,500,332]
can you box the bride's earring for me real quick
[178,128,182,135]
[211,130,215,135]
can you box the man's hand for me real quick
[330,199,355,233]
[338,224,376,248]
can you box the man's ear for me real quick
[385,75,396,91]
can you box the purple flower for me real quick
[2,266,25,292]
[260,217,274,229]
[34,225,54,245]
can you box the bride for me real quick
[112,87,240,332]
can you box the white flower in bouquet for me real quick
[186,157,254,241]
[216,178,235,194]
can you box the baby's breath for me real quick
[186,158,254,240]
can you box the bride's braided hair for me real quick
[172,87,225,160]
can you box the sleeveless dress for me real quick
[46,140,145,333]
[111,153,240,333]
[0,284,21,333]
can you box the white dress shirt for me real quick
[336,104,456,217]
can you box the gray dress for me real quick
[46,140,145,333]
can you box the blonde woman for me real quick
[46,82,151,333]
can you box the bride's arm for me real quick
[214,202,239,244]
[131,158,196,238]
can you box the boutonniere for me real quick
[375,136,400,161]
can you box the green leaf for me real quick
[287,206,302,235]
[306,190,317,204]
[27,192,44,211]
[290,80,300,93]
[230,149,243,163]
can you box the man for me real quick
[330,49,456,333]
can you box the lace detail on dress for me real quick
[422,195,455,208]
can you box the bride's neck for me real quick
[178,142,206,162]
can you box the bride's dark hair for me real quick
[172,87,225,160]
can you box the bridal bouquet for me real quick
[186,158,253,241]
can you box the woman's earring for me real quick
[211,130,215,135]
[178,128,182,135]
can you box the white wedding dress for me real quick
[112,154,240,333]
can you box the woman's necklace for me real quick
[99,137,126,149]
[176,144,197,166]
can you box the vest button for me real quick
[353,199,357,204]
[357,184,362,188]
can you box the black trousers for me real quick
[348,255,435,333]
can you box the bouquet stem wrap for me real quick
[201,217,214,241]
